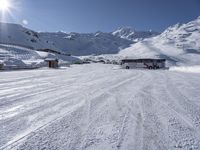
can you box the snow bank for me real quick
[170,66,200,73]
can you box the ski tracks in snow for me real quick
[0,64,200,150]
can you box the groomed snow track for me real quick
[0,64,200,150]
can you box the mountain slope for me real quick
[112,27,159,41]
[0,22,160,56]
[0,23,58,51]
[39,31,133,56]
[0,23,133,56]
[119,17,200,66]
[39,28,159,55]
[0,44,80,69]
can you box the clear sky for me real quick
[1,0,200,33]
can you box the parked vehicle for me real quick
[121,58,166,69]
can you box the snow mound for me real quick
[170,66,200,73]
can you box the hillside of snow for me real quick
[0,44,80,69]
[118,17,200,66]
[39,31,133,56]
[0,22,160,56]
[0,23,59,51]
[40,28,159,56]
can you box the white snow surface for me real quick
[170,66,200,73]
[1,64,200,150]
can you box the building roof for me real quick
[121,58,166,62]
[45,58,58,61]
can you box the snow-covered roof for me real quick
[45,58,58,61]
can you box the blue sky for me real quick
[2,0,200,32]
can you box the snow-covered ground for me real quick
[1,64,200,150]
[0,44,80,69]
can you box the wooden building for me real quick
[0,62,4,70]
[45,58,59,68]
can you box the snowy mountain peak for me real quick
[193,16,200,24]
[112,27,159,41]
[112,27,135,40]
[160,16,200,43]
[57,31,68,34]
[164,16,200,34]
[113,27,135,35]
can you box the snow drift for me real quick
[170,66,200,73]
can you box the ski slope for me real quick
[0,44,80,69]
[0,64,200,150]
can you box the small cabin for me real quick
[0,62,4,70]
[121,58,166,69]
[45,58,59,68]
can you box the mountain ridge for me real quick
[112,27,159,41]
[0,22,159,55]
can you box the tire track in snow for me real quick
[110,71,156,150]
[1,69,143,150]
[0,81,74,107]
[1,65,200,150]
[113,71,170,150]
[1,101,85,150]
[0,67,112,108]
[148,72,200,149]
[1,71,128,147]
[151,72,194,128]
[80,71,144,149]
[166,75,200,129]
[116,109,130,149]
[0,76,58,91]
[139,86,169,150]
[115,72,170,150]
[80,71,154,150]
[0,73,56,85]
